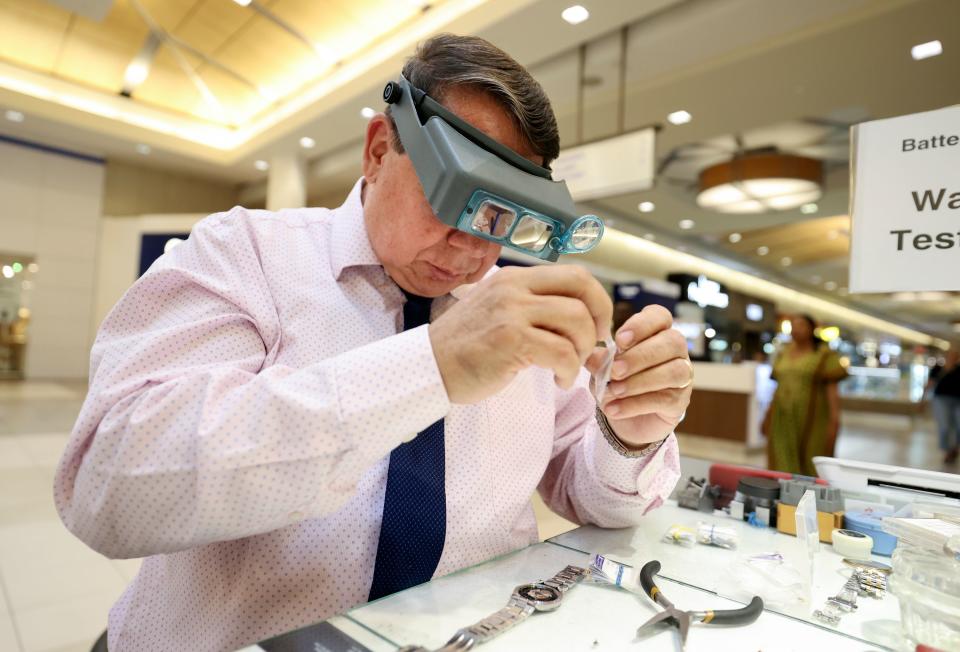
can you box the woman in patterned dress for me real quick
[762,314,848,475]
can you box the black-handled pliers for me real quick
[636,560,764,650]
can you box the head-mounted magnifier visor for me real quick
[383,76,604,261]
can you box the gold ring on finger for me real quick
[677,358,694,389]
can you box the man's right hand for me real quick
[428,265,613,404]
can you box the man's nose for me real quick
[446,228,494,257]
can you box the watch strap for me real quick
[596,406,667,458]
[453,602,533,645]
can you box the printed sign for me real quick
[552,128,656,201]
[848,105,960,292]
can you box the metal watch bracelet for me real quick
[400,565,587,652]
[595,406,667,458]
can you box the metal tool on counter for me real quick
[636,560,764,650]
[677,476,722,513]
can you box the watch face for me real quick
[516,583,562,611]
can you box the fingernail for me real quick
[605,403,621,417]
[616,330,634,348]
[612,360,627,378]
[608,381,625,396]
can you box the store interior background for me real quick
[0,0,957,650]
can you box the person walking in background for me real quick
[930,349,960,464]
[762,314,848,475]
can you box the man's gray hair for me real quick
[386,33,560,166]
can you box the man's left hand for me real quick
[589,305,693,448]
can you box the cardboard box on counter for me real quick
[777,502,843,543]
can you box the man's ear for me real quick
[362,114,393,183]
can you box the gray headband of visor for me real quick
[383,75,603,262]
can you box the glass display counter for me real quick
[244,502,903,652]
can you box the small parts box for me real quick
[777,502,844,543]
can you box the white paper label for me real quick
[848,105,960,292]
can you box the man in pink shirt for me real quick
[56,35,691,651]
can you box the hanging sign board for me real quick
[848,105,960,292]
[551,128,656,201]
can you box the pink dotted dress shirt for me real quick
[55,179,680,651]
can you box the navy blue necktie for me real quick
[368,291,446,601]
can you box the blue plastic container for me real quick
[844,510,898,556]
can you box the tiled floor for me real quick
[0,380,955,652]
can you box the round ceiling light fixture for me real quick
[696,153,822,214]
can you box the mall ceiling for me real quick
[0,0,442,126]
[0,0,958,340]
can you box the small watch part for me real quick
[828,574,860,612]
[813,607,842,626]
[855,569,887,598]
[400,565,587,652]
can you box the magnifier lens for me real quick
[471,200,517,238]
[568,219,602,251]
[510,215,554,252]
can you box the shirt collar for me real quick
[330,177,383,280]
[329,177,501,297]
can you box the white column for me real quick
[266,153,308,210]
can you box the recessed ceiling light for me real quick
[780,256,792,266]
[678,219,695,230]
[638,201,655,213]
[911,40,942,61]
[800,202,818,214]
[667,110,692,125]
[561,5,589,25]
[299,136,316,149]
[4,109,24,123]
[136,143,151,155]
[824,281,838,291]
[233,0,253,6]
[123,60,150,88]
[728,232,742,243]
[1,265,13,279]
[756,245,769,256]
[360,106,376,119]
[643,233,655,241]
[254,160,269,171]
[704,327,717,338]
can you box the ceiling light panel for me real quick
[667,110,692,125]
[911,39,943,60]
[561,5,590,25]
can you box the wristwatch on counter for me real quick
[399,565,587,652]
[596,406,667,458]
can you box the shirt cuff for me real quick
[333,324,450,456]
[591,428,682,514]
